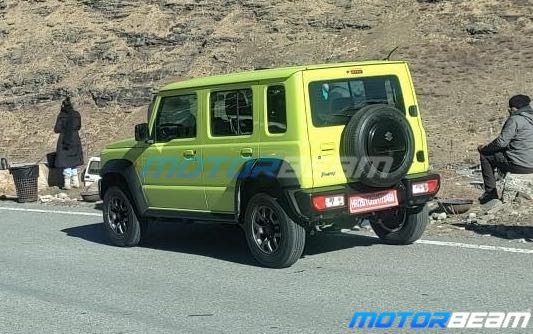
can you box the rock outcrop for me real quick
[0,0,532,170]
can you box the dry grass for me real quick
[0,0,532,178]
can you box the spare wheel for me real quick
[341,104,415,188]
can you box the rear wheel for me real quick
[102,186,143,247]
[370,204,428,244]
[244,193,306,268]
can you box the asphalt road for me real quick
[0,203,532,334]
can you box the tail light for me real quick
[312,194,345,211]
[412,179,440,196]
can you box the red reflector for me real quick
[312,194,345,211]
[427,179,439,193]
[312,196,326,211]
[412,179,440,195]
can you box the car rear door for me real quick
[202,86,260,213]
[302,63,427,188]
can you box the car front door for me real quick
[142,92,207,211]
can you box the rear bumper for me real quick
[286,172,440,222]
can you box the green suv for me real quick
[99,61,440,268]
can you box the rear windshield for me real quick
[87,160,101,175]
[309,75,405,127]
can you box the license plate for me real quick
[349,190,399,214]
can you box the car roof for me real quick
[159,60,406,92]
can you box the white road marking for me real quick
[416,239,533,254]
[0,206,101,217]
[1,206,532,254]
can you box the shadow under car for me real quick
[62,221,381,267]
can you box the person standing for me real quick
[54,97,84,190]
[478,95,533,204]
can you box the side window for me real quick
[210,89,253,136]
[266,86,287,134]
[155,94,197,142]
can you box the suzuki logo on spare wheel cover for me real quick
[384,131,393,142]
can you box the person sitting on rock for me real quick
[54,97,84,190]
[478,94,533,204]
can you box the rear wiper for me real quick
[364,99,389,105]
[330,106,360,118]
[330,100,391,118]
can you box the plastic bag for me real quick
[9,164,40,179]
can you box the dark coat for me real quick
[54,104,84,168]
[482,105,533,168]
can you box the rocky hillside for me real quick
[1,0,533,169]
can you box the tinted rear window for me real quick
[309,76,404,127]
[87,160,100,175]
[266,86,287,134]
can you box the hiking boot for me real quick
[479,190,499,204]
[63,176,71,190]
[71,175,80,188]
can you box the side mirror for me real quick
[135,123,149,142]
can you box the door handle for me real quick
[240,147,253,158]
[320,142,336,152]
[183,149,196,159]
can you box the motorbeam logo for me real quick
[141,155,394,180]
[348,311,530,329]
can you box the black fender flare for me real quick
[100,159,148,215]
[234,158,302,222]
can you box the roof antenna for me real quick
[383,46,400,61]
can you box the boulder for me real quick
[39,195,54,203]
[466,22,498,35]
[0,169,16,195]
[501,173,533,203]
[482,199,503,213]
[37,163,63,191]
[57,192,69,200]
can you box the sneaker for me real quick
[478,190,499,204]
[63,176,71,190]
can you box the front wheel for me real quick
[102,186,143,247]
[244,193,306,268]
[370,204,428,245]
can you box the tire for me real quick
[370,204,428,245]
[244,193,306,268]
[341,104,415,188]
[102,186,143,247]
